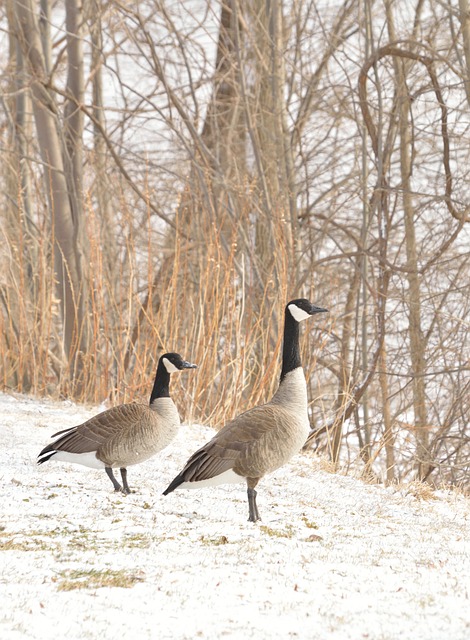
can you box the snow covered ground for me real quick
[0,392,469,640]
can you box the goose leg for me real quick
[105,467,123,492]
[120,468,133,494]
[247,486,261,522]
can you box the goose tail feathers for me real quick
[162,474,185,495]
[37,445,57,465]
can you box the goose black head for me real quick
[286,299,328,322]
[160,353,198,374]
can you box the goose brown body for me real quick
[163,299,327,521]
[179,369,309,484]
[47,399,181,469]
[38,353,197,493]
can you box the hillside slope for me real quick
[0,393,469,640]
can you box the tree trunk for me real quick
[39,0,52,74]
[201,1,246,184]
[249,0,294,282]
[379,341,395,484]
[458,0,470,109]
[89,0,114,286]
[396,62,429,480]
[330,265,361,466]
[5,1,35,283]
[64,0,89,382]
[14,0,89,391]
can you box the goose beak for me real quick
[310,305,328,314]
[182,361,198,369]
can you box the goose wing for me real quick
[47,404,147,454]
[164,404,288,491]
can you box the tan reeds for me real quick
[0,182,329,431]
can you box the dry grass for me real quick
[56,568,144,591]
[0,186,330,429]
[259,524,296,539]
[2,183,467,491]
[394,481,438,501]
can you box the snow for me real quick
[0,392,469,640]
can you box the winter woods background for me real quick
[0,0,469,487]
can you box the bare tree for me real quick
[13,0,89,390]
[0,0,468,486]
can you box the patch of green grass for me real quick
[57,568,143,591]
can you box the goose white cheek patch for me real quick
[162,358,179,373]
[288,304,311,322]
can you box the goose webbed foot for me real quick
[247,487,261,522]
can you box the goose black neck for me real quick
[280,310,302,382]
[149,360,171,403]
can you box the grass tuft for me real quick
[200,535,229,546]
[301,516,319,529]
[397,481,437,501]
[56,568,144,591]
[259,525,295,539]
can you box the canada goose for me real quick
[163,299,327,521]
[37,352,197,494]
